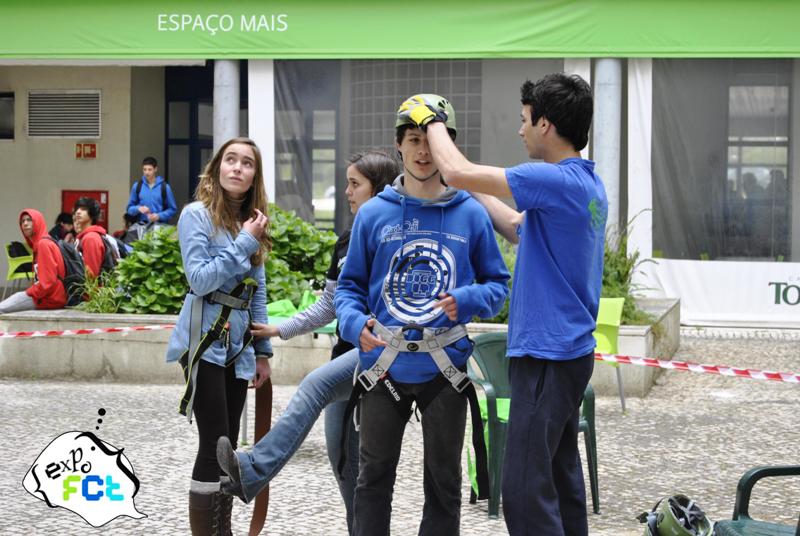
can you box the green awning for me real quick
[3,0,799,59]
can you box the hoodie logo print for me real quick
[382,238,456,324]
[381,219,420,239]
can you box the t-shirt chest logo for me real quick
[382,238,456,324]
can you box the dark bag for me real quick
[8,241,30,257]
[45,237,86,307]
[46,234,123,307]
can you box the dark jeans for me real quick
[192,359,248,482]
[502,354,594,536]
[353,381,467,536]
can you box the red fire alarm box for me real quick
[74,143,97,159]
[82,143,97,159]
[62,190,109,230]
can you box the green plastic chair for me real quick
[466,331,600,517]
[3,243,34,301]
[713,465,800,535]
[594,297,626,413]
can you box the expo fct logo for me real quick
[22,409,146,528]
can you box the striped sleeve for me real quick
[277,279,337,339]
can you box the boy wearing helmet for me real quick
[400,75,607,536]
[334,94,509,536]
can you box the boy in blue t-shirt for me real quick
[400,74,607,536]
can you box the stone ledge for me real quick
[0,298,680,396]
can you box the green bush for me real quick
[601,221,654,325]
[76,269,122,314]
[83,205,340,313]
[265,256,311,306]
[266,203,337,302]
[116,227,188,314]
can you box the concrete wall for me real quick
[0,309,334,385]
[0,66,133,277]
[129,67,166,212]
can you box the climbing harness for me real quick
[178,278,257,422]
[338,318,491,500]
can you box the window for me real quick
[0,92,13,139]
[725,85,789,259]
[652,59,793,261]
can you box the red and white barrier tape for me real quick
[1,324,797,384]
[595,353,800,384]
[0,324,175,339]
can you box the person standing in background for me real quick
[127,156,178,224]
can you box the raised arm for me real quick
[470,192,522,245]
[425,122,522,244]
[427,122,511,196]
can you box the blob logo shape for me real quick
[22,431,147,527]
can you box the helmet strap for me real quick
[404,166,440,182]
[401,153,440,182]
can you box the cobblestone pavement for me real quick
[2,328,798,535]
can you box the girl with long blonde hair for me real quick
[166,137,274,534]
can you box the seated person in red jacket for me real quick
[0,209,67,313]
[73,197,108,279]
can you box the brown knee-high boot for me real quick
[217,492,233,535]
[189,490,221,535]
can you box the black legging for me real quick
[191,359,249,482]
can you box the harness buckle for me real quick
[357,369,381,391]
[453,374,472,393]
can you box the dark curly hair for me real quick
[521,73,593,151]
[73,197,101,225]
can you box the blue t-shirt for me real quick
[505,158,607,360]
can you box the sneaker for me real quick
[216,436,246,501]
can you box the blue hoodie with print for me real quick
[335,177,510,384]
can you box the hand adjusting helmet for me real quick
[396,94,457,140]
